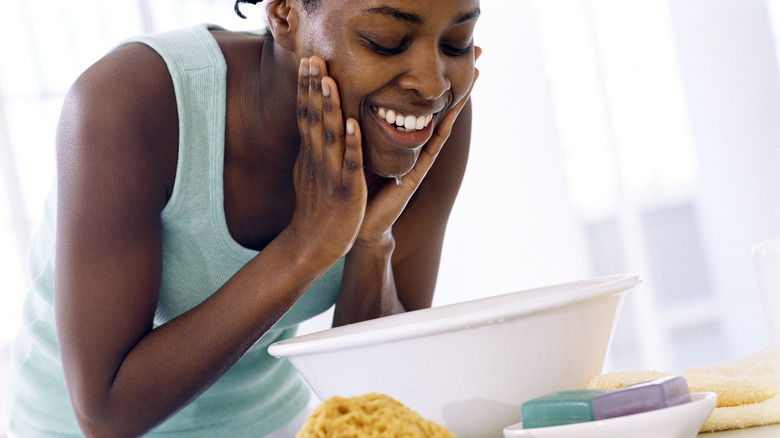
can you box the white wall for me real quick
[668,0,780,360]
[435,0,593,307]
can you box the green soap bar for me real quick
[521,389,608,429]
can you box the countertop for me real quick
[700,424,780,437]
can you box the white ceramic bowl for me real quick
[268,274,640,438]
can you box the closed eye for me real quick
[362,37,408,56]
[442,44,471,56]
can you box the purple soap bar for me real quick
[591,375,691,420]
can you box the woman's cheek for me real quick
[332,74,364,121]
[327,58,366,120]
[450,60,476,104]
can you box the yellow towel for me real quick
[585,346,780,432]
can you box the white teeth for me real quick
[375,106,434,132]
[404,115,415,130]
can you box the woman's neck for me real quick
[221,32,301,175]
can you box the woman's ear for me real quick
[266,0,297,51]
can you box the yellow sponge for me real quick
[296,392,455,438]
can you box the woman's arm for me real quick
[332,98,473,325]
[392,99,472,311]
[330,38,480,325]
[55,46,357,438]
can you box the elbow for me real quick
[62,367,155,437]
[71,406,119,438]
[76,423,118,438]
[74,415,146,438]
[70,397,147,438]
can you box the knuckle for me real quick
[296,103,307,119]
[307,108,321,125]
[406,172,424,187]
[343,158,361,171]
[323,128,337,146]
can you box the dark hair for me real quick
[234,0,319,19]
[234,0,261,19]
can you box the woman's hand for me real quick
[355,47,482,247]
[289,45,480,266]
[289,57,367,266]
[332,47,481,325]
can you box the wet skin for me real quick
[290,0,481,177]
[279,0,481,260]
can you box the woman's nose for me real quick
[397,48,451,100]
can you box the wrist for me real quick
[277,225,344,276]
[335,232,402,326]
[351,231,396,259]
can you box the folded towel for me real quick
[585,346,780,432]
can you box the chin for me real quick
[364,150,417,179]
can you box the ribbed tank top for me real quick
[7,23,343,437]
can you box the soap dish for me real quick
[503,392,716,438]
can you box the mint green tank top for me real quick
[6,23,343,437]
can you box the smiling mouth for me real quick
[374,106,435,132]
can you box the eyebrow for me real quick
[455,7,481,24]
[364,6,481,26]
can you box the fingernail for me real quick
[310,62,320,76]
[346,120,355,135]
[299,59,309,76]
[322,80,330,97]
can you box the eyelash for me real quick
[363,37,471,57]
[443,44,471,56]
[365,39,407,56]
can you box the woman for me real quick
[6,0,480,436]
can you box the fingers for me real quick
[296,57,333,163]
[296,58,312,162]
[306,58,325,164]
[404,61,480,186]
[437,45,480,121]
[343,118,363,179]
[423,63,480,158]
[321,75,347,177]
[296,56,361,189]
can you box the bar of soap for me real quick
[591,375,691,420]
[520,390,608,429]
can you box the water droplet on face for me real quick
[395,177,402,186]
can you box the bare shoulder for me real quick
[59,42,178,211]
[66,42,176,122]
[209,28,265,51]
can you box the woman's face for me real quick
[292,0,480,178]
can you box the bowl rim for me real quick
[268,273,641,358]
